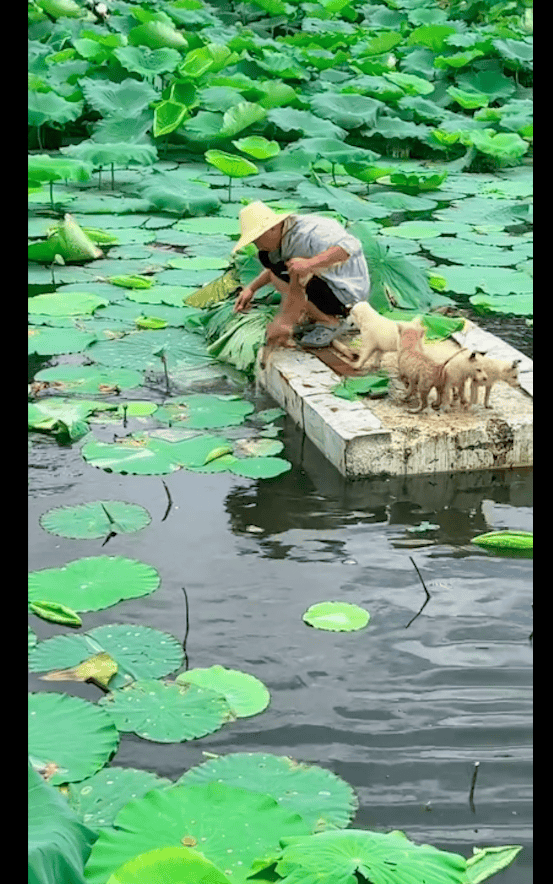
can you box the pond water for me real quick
[28,360,532,881]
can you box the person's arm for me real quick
[286,245,350,277]
[234,268,272,312]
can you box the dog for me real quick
[332,301,420,371]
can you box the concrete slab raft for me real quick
[256,322,533,478]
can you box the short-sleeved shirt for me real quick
[267,214,370,308]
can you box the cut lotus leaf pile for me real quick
[97,679,233,743]
[179,752,358,832]
[28,556,161,612]
[29,624,184,689]
[303,602,371,632]
[175,666,270,718]
[83,781,311,884]
[39,500,151,539]
[28,692,119,786]
[67,767,171,832]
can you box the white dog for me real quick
[332,301,418,370]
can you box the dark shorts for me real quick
[258,251,349,318]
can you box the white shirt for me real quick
[268,214,370,308]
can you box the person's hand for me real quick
[234,286,254,313]
[266,316,294,347]
[286,257,314,277]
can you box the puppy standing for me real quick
[332,301,417,370]
[470,356,521,408]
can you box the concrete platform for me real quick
[256,321,533,478]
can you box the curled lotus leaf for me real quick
[107,846,232,884]
[176,665,270,718]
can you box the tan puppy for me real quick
[332,301,419,370]
[469,356,522,408]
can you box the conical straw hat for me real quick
[232,201,293,253]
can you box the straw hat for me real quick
[232,201,293,253]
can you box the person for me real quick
[232,201,370,348]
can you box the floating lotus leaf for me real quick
[68,767,171,833]
[435,265,533,296]
[29,599,83,628]
[205,150,259,178]
[85,328,213,371]
[156,394,254,429]
[29,291,108,316]
[469,293,533,317]
[228,456,292,479]
[267,107,346,140]
[303,602,370,632]
[28,398,105,441]
[135,315,168,329]
[309,92,383,130]
[380,220,471,239]
[98,679,232,742]
[424,238,528,266]
[383,71,435,96]
[176,216,240,236]
[41,652,118,689]
[28,692,119,786]
[33,365,143,394]
[232,135,280,160]
[176,666,270,718]
[466,845,523,883]
[179,752,358,831]
[129,20,187,52]
[28,556,160,613]
[113,45,182,78]
[84,781,311,884]
[61,141,158,169]
[28,326,97,355]
[40,500,151,539]
[82,433,233,474]
[168,256,229,271]
[234,437,284,457]
[29,624,184,689]
[275,828,467,884]
[28,154,92,186]
[28,762,97,884]
[107,846,232,884]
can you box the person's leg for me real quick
[258,251,349,328]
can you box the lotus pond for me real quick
[29,0,532,881]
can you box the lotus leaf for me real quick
[434,48,485,68]
[113,45,182,79]
[85,328,213,371]
[229,456,293,479]
[275,828,467,884]
[407,24,457,52]
[383,71,435,97]
[29,600,83,628]
[28,692,119,785]
[176,216,240,236]
[37,0,83,18]
[135,315,167,329]
[205,150,259,178]
[28,556,161,612]
[332,375,389,402]
[493,37,533,72]
[234,437,284,457]
[30,624,185,689]
[381,220,470,239]
[290,138,380,167]
[176,665,270,718]
[33,365,143,394]
[79,79,159,118]
[107,846,232,884]
[82,432,234,474]
[465,130,529,163]
[83,781,311,884]
[309,92,383,130]
[389,170,448,194]
[157,393,254,429]
[140,176,220,216]
[469,293,533,317]
[98,678,232,742]
[446,86,489,110]
[28,90,85,128]
[28,398,105,441]
[28,326,97,355]
[232,135,280,160]
[455,69,515,103]
[41,652,118,689]
[68,768,171,833]
[39,500,151,539]
[28,762,97,884]
[434,264,533,296]
[153,100,189,138]
[267,107,346,140]
[29,291,108,316]
[128,21,187,52]
[424,238,529,266]
[466,845,523,883]
[180,752,358,831]
[61,141,158,169]
[303,601,370,632]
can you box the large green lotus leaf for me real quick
[175,666,270,718]
[33,365,143,394]
[380,220,471,239]
[275,829,467,884]
[28,762,97,884]
[175,216,240,236]
[113,45,182,78]
[233,135,280,160]
[28,326,97,355]
[492,37,533,72]
[469,293,533,317]
[29,291,108,316]
[218,101,267,138]
[349,224,451,312]
[383,71,435,96]
[39,500,151,539]
[98,679,232,742]
[434,48,485,69]
[86,328,213,370]
[368,191,438,212]
[156,393,254,429]
[129,20,187,52]
[407,24,457,52]
[365,115,429,141]
[61,141,158,169]
[455,68,515,102]
[28,398,102,441]
[296,181,386,222]
[68,768,171,832]
[28,90,84,128]
[30,624,184,690]
[290,137,380,166]
[126,285,198,307]
[29,693,119,786]
[303,601,370,632]
[28,556,161,613]
[234,437,284,457]
[466,845,523,883]
[179,752,357,831]
[424,238,529,266]
[309,92,383,130]
[83,781,311,884]
[107,846,231,884]
[79,78,159,117]
[433,195,529,229]
[140,176,220,216]
[466,129,529,162]
[446,86,489,110]
[81,437,178,475]
[205,150,258,178]
[267,107,346,140]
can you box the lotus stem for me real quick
[469,761,480,813]
[111,162,115,190]
[182,586,190,670]
[49,180,54,210]
[98,166,102,189]
[161,480,172,522]
[404,556,431,628]
[160,351,170,394]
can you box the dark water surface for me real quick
[29,389,532,880]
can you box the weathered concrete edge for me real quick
[256,330,533,478]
